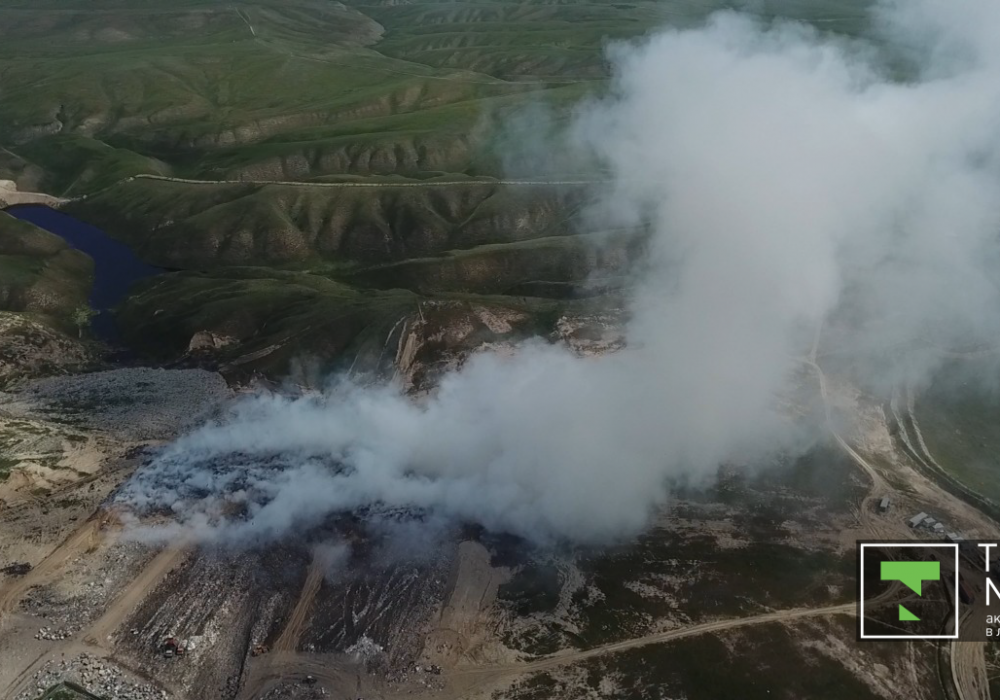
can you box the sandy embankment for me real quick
[0,180,66,207]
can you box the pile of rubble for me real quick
[18,367,232,441]
[34,624,79,641]
[21,584,101,634]
[20,541,154,633]
[346,635,384,660]
[395,663,446,691]
[260,683,330,699]
[15,653,170,700]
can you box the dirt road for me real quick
[0,179,66,207]
[491,602,856,676]
[1,529,187,700]
[272,551,326,654]
[0,518,102,620]
[83,543,190,648]
[72,172,606,203]
[803,331,995,700]
[953,637,991,700]
[238,602,857,700]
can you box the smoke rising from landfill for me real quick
[119,0,1000,545]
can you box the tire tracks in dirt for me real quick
[471,602,857,678]
[1,530,188,700]
[82,543,190,648]
[272,550,326,654]
[0,518,102,621]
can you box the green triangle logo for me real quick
[899,605,920,621]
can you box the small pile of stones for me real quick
[33,625,78,641]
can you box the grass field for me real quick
[913,357,1000,504]
[0,0,876,196]
[0,0,877,365]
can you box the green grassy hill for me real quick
[67,176,590,264]
[0,0,874,373]
[0,212,97,383]
[0,210,92,318]
[0,0,875,194]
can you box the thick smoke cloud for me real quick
[118,0,1000,546]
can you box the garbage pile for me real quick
[16,653,169,700]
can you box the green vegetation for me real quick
[0,212,95,384]
[116,267,417,363]
[0,454,19,481]
[0,0,876,195]
[70,304,97,338]
[66,177,592,268]
[0,0,878,367]
[115,265,576,376]
[913,358,1000,504]
[39,682,105,700]
[0,211,93,320]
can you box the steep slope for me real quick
[67,177,594,268]
[0,210,92,317]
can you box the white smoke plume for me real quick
[118,0,1000,546]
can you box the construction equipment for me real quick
[162,637,186,658]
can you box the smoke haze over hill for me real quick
[119,0,1000,546]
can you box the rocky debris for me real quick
[385,662,446,693]
[0,311,97,387]
[260,683,330,699]
[554,312,625,357]
[346,635,384,660]
[17,653,169,700]
[19,541,156,631]
[187,330,237,353]
[34,624,78,641]
[15,367,233,440]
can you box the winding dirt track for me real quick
[71,172,607,203]
[953,641,991,700]
[802,336,993,700]
[797,350,896,542]
[474,602,856,677]
[237,603,856,700]
[237,336,959,700]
